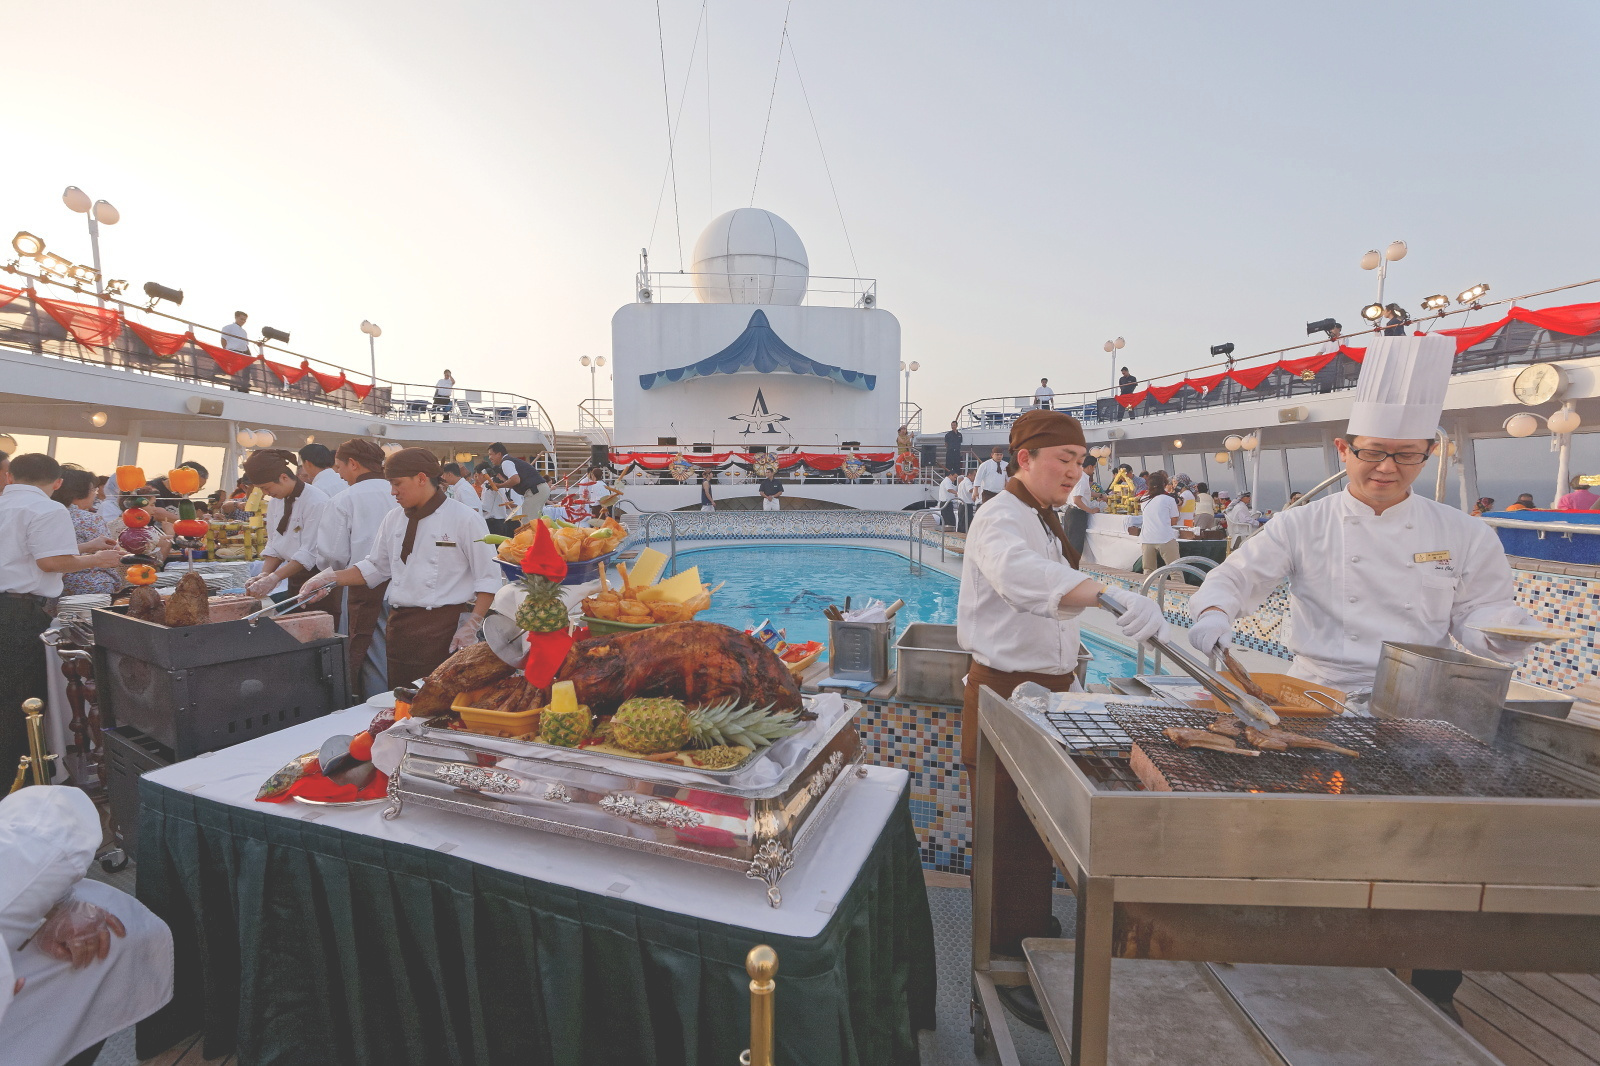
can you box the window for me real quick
[177,445,226,487]
[1,432,50,457]
[54,436,120,474]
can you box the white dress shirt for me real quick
[957,490,1088,674]
[311,467,346,498]
[220,321,250,354]
[936,477,958,504]
[973,458,1008,495]
[1034,386,1054,403]
[447,478,480,509]
[296,477,397,572]
[261,483,329,569]
[1068,472,1103,514]
[0,485,79,597]
[956,478,977,506]
[1189,489,1527,689]
[355,497,501,609]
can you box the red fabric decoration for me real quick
[191,334,256,376]
[1512,301,1600,337]
[126,320,188,358]
[520,521,568,580]
[263,357,308,384]
[35,297,123,348]
[1228,362,1280,390]
[523,629,577,690]
[1277,352,1338,377]
[255,761,388,804]
[1437,317,1508,353]
[1115,389,1148,409]
[0,285,24,311]
[1338,345,1366,363]
[1182,370,1230,395]
[347,381,374,401]
[304,361,346,393]
[1147,381,1187,405]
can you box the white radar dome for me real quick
[691,208,809,305]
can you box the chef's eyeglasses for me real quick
[1349,447,1431,466]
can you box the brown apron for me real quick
[344,581,388,698]
[385,603,471,688]
[963,660,1077,955]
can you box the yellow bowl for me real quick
[451,693,542,738]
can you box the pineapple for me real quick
[539,680,591,747]
[610,697,803,756]
[687,745,753,770]
[516,572,570,634]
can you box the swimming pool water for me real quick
[671,544,1139,686]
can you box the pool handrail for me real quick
[1134,558,1219,676]
[909,511,943,574]
[638,512,680,576]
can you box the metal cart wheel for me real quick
[98,848,128,873]
[971,997,991,1059]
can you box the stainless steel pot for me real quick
[1370,641,1513,743]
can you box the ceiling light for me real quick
[1224,434,1244,451]
[235,428,255,448]
[1421,294,1449,311]
[252,429,276,449]
[1172,439,1184,449]
[1385,240,1408,262]
[89,411,108,427]
[0,433,16,455]
[1212,451,1230,464]
[1361,302,1386,321]
[454,452,473,462]
[11,231,45,258]
[1241,434,1259,451]
[1503,413,1539,438]
[1359,249,1381,271]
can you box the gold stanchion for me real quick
[7,699,57,794]
[740,945,778,1066]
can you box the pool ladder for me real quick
[908,511,944,574]
[1134,558,1218,676]
[637,511,680,576]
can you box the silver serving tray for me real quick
[383,701,865,907]
[435,724,768,780]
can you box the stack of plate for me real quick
[56,594,111,626]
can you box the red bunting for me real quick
[606,450,897,469]
[0,285,24,311]
[1277,351,1338,378]
[126,320,189,358]
[35,296,123,348]
[1227,362,1280,390]
[263,358,308,385]
[1437,318,1507,353]
[303,361,346,394]
[1116,389,1149,409]
[1147,381,1187,404]
[190,334,256,376]
[1182,370,1230,395]
[347,381,374,401]
[1435,300,1600,353]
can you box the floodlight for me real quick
[104,279,130,296]
[67,263,99,285]
[1457,283,1490,304]
[261,326,291,344]
[39,252,72,277]
[1209,342,1235,357]
[1421,294,1449,311]
[143,281,184,306]
[11,231,45,258]
[1361,302,1385,321]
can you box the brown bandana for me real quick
[1004,476,1081,569]
[383,447,442,481]
[276,478,305,535]
[241,448,296,485]
[1009,408,1087,454]
[399,487,446,563]
[336,437,387,471]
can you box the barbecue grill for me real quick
[971,688,1600,1066]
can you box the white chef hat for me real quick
[1346,333,1454,440]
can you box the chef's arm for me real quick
[471,591,493,619]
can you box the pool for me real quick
[671,544,1140,687]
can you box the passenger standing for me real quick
[943,421,964,474]
[220,311,253,392]
[956,472,977,532]
[1138,470,1181,572]
[432,369,455,422]
[1033,378,1054,409]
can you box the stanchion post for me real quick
[741,945,778,1066]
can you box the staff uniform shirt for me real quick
[936,477,958,504]
[447,479,479,509]
[478,484,511,522]
[974,459,1008,495]
[1033,386,1054,404]
[94,496,122,524]
[758,477,783,498]
[1189,489,1522,689]
[355,497,500,608]
[0,485,79,597]
[261,483,329,568]
[297,477,398,572]
[1138,493,1180,544]
[1068,472,1103,513]
[311,467,346,498]
[958,490,1088,674]
[220,322,250,354]
[957,478,977,506]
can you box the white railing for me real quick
[576,398,614,440]
[634,270,877,309]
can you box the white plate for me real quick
[1467,624,1578,643]
[292,796,386,809]
[365,691,397,710]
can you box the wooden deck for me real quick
[138,1033,232,1066]
[1456,972,1600,1066]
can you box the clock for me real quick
[1512,362,1566,406]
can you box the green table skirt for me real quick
[135,778,937,1066]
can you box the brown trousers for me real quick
[963,660,1077,955]
[385,603,470,688]
[345,581,388,698]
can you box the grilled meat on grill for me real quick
[1258,727,1360,757]
[1163,726,1260,756]
[1244,726,1291,751]
[1207,718,1245,739]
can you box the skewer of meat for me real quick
[1163,726,1260,756]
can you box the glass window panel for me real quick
[53,436,120,475]
[1474,431,1600,511]
[0,432,50,456]
[176,446,226,490]
[137,442,179,474]
[1171,453,1205,484]
[1250,449,1285,511]
[1285,447,1328,503]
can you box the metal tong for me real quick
[1096,592,1279,728]
[242,584,328,624]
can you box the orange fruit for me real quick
[348,731,374,762]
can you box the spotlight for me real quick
[11,231,44,258]
[1421,294,1450,312]
[1361,302,1386,321]
[1305,318,1339,336]
[1457,283,1490,305]
[1209,342,1235,357]
[67,263,99,286]
[261,326,291,345]
[104,279,130,297]
[143,281,184,306]
[38,252,73,277]
[89,411,108,428]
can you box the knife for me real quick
[1096,592,1279,728]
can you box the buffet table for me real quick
[135,705,936,1066]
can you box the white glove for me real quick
[1188,609,1234,657]
[1460,604,1538,661]
[449,612,485,653]
[34,897,126,969]
[299,568,340,604]
[245,572,282,599]
[1103,587,1166,642]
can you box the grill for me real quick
[1109,704,1593,799]
[1043,707,1132,754]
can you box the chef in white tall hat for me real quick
[1187,334,1541,691]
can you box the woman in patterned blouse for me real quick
[51,468,123,596]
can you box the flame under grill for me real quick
[1106,705,1593,798]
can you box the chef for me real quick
[241,450,330,602]
[958,409,1165,1029]
[1188,333,1540,692]
[302,448,500,685]
[295,438,398,698]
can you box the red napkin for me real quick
[256,760,388,804]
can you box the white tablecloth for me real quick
[143,705,906,939]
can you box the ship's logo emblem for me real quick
[728,389,791,435]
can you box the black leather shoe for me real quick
[996,983,1049,1031]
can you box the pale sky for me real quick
[4,0,1597,437]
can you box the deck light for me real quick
[360,320,382,338]
[11,231,45,258]
[1305,318,1339,336]
[252,429,276,449]
[1457,283,1490,305]
[235,428,254,448]
[1223,435,1243,451]
[1361,302,1385,321]
[1172,439,1184,449]
[0,434,16,455]
[62,187,91,213]
[89,411,108,428]
[92,201,119,225]
[1421,294,1450,312]
[261,327,290,345]
[104,279,129,297]
[1360,249,1381,271]
[143,281,184,306]
[1209,343,1234,357]
[1503,413,1539,438]
[67,263,99,286]
[455,452,473,462]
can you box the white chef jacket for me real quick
[296,476,397,572]
[958,489,1089,674]
[1189,489,1526,689]
[311,467,346,497]
[974,459,1008,495]
[956,478,977,505]
[261,482,329,568]
[479,484,512,522]
[0,484,79,597]
[355,496,501,608]
[447,478,479,509]
[936,477,958,504]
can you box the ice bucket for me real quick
[828,619,893,684]
[1370,641,1513,743]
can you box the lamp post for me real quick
[579,355,607,405]
[1505,405,1583,506]
[1103,336,1125,391]
[360,320,382,382]
[899,360,920,429]
[61,186,119,308]
[1359,241,1408,325]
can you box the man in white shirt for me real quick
[303,448,501,685]
[935,469,959,530]
[973,446,1009,503]
[441,463,480,509]
[0,454,121,776]
[1033,378,1054,409]
[957,411,1164,1027]
[220,311,253,393]
[432,369,455,422]
[1065,452,1104,558]
[297,443,345,498]
[487,443,549,526]
[297,439,398,697]
[241,451,331,601]
[955,472,977,532]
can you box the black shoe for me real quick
[996,983,1049,1031]
[1046,915,1063,939]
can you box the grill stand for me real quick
[970,687,1600,1066]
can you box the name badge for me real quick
[1414,550,1451,563]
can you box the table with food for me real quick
[123,516,937,1065]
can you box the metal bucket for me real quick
[894,623,971,704]
[828,619,893,684]
[1370,641,1513,743]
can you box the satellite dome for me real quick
[691,208,809,305]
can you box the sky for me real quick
[3,0,1597,437]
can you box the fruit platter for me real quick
[489,516,625,585]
